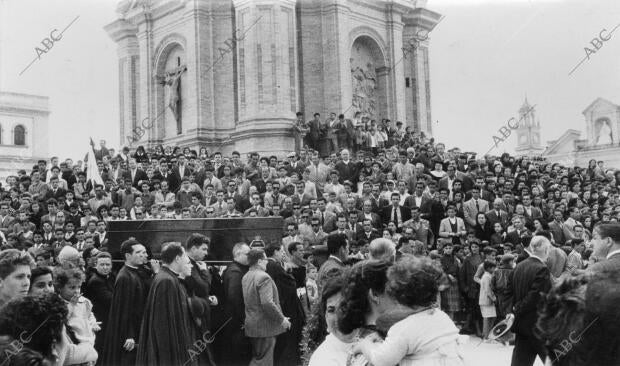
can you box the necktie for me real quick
[393,207,398,224]
[475,200,480,212]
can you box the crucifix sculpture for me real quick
[156,64,187,135]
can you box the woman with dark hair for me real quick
[133,146,149,164]
[452,191,465,220]
[0,293,68,366]
[533,218,549,235]
[537,269,620,365]
[439,244,461,320]
[352,256,465,366]
[335,260,392,365]
[305,274,348,366]
[473,213,493,242]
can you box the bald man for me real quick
[508,235,552,366]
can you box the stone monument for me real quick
[106,0,441,155]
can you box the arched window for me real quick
[14,125,25,146]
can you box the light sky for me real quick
[1,0,620,160]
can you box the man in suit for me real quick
[508,235,552,366]
[403,181,431,214]
[589,223,620,273]
[330,214,356,243]
[304,217,328,247]
[183,234,217,365]
[265,244,305,366]
[505,216,532,247]
[317,234,348,291]
[308,113,322,150]
[43,176,67,202]
[244,193,270,217]
[286,152,306,178]
[291,181,312,207]
[242,248,290,366]
[221,243,251,365]
[381,192,411,228]
[0,202,15,236]
[93,220,109,249]
[463,186,489,228]
[356,219,381,244]
[334,149,358,186]
[123,158,148,188]
[521,194,543,225]
[153,160,180,193]
[359,200,382,230]
[485,198,510,229]
[172,154,191,180]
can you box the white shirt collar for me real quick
[606,248,620,259]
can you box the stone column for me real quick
[232,0,298,154]
[105,19,140,147]
[385,4,406,122]
[403,8,441,136]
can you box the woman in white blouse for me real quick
[308,276,358,366]
[352,256,466,366]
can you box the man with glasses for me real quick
[244,193,269,217]
[304,217,327,247]
[284,204,304,228]
[282,223,303,247]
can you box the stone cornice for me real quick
[403,7,442,30]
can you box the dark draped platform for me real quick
[106,217,284,263]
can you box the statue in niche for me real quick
[351,60,377,117]
[156,64,187,135]
[596,120,613,145]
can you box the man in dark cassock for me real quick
[101,238,153,366]
[183,234,217,366]
[265,244,306,366]
[219,243,251,365]
[83,251,116,358]
[137,242,196,366]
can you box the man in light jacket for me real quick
[242,248,291,366]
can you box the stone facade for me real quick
[0,92,50,180]
[543,98,620,169]
[106,0,441,155]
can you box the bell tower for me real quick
[515,97,544,156]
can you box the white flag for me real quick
[86,138,103,186]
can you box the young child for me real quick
[479,260,497,341]
[54,266,99,347]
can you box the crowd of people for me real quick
[0,113,620,366]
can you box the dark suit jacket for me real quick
[184,258,212,325]
[123,169,148,188]
[505,229,531,246]
[242,268,287,338]
[508,256,552,336]
[403,195,431,213]
[152,171,180,193]
[172,165,191,179]
[380,205,411,226]
[265,259,305,339]
[334,161,359,185]
[356,230,380,244]
[485,209,509,228]
[43,188,67,201]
